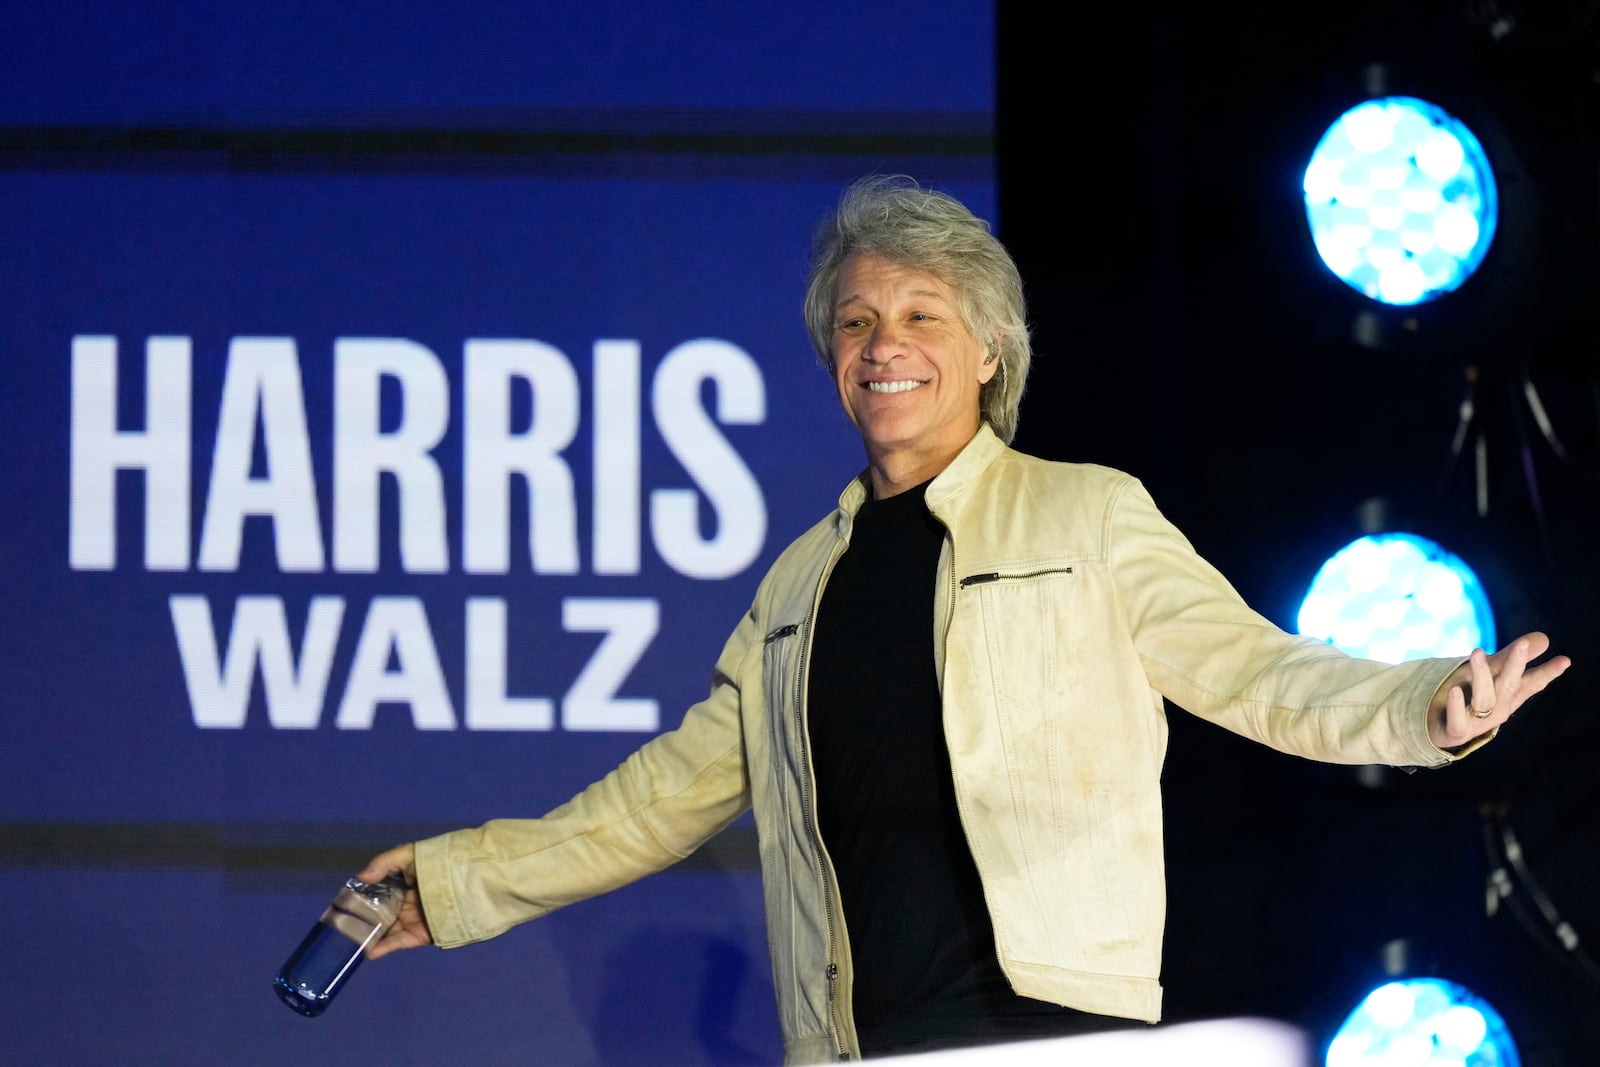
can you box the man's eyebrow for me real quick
[834,288,948,311]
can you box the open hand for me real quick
[1429,631,1571,751]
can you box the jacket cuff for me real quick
[413,829,474,949]
[1415,664,1499,766]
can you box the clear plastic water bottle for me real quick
[274,872,407,1017]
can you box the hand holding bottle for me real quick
[354,843,434,961]
[275,865,410,1016]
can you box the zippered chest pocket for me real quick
[760,622,805,764]
[961,566,1078,708]
[960,566,1074,589]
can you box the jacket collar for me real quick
[926,423,1006,511]
[832,423,1007,533]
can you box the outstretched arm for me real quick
[1427,631,1571,751]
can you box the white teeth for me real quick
[867,380,924,394]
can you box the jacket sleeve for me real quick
[1107,476,1475,769]
[413,603,761,948]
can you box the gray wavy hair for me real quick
[802,174,1031,443]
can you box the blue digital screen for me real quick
[0,4,994,1063]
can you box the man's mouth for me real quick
[866,380,925,394]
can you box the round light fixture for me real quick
[1304,96,1498,306]
[1326,977,1519,1066]
[1296,532,1496,663]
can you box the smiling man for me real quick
[356,175,1571,1063]
[826,254,998,496]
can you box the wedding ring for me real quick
[1472,708,1493,719]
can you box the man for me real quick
[357,175,1570,1063]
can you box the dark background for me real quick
[998,3,1600,1062]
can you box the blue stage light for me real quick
[1326,977,1520,1067]
[1304,96,1498,306]
[1296,533,1496,663]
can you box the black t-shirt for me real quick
[807,480,1127,1056]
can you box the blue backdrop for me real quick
[0,5,994,1064]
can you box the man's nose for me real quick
[864,320,905,361]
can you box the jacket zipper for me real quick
[943,538,959,670]
[934,514,1012,997]
[958,565,1073,588]
[794,540,851,1060]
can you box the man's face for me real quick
[830,253,995,469]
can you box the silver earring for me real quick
[983,343,999,365]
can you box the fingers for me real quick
[1507,630,1551,662]
[1517,648,1573,699]
[1467,647,1497,717]
[356,843,416,886]
[366,914,432,960]
[357,843,432,961]
[1483,633,1573,713]
[1431,632,1572,750]
[1444,674,1469,723]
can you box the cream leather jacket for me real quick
[413,426,1472,1064]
